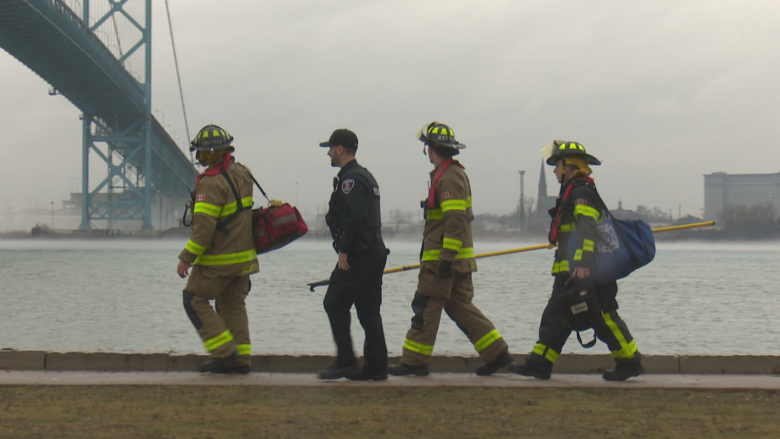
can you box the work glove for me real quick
[437,260,453,278]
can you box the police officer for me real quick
[177,124,258,374]
[510,140,644,381]
[318,128,388,381]
[388,122,514,377]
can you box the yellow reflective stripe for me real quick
[560,223,576,232]
[583,239,595,252]
[426,208,443,220]
[403,338,434,356]
[194,249,257,266]
[237,344,251,356]
[203,330,233,352]
[219,197,253,217]
[574,204,600,221]
[194,202,221,217]
[604,312,638,359]
[185,239,207,256]
[421,247,475,261]
[440,199,466,212]
[474,329,502,352]
[442,237,463,251]
[552,260,570,273]
[466,196,472,208]
[573,249,583,261]
[532,343,559,363]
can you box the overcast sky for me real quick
[2,0,779,225]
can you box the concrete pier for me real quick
[1,350,779,375]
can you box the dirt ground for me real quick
[1,386,778,438]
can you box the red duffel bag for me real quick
[252,202,308,254]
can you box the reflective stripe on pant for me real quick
[401,269,508,367]
[529,277,638,369]
[183,267,251,364]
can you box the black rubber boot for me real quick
[476,351,514,376]
[387,363,429,376]
[199,354,250,374]
[347,367,388,381]
[509,361,552,380]
[318,362,358,380]
[603,354,645,381]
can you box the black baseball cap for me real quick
[319,128,358,150]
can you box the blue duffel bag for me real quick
[568,217,655,283]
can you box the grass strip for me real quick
[0,386,778,438]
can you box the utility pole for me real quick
[50,201,54,229]
[518,170,526,229]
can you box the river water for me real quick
[0,238,777,357]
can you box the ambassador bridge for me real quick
[0,0,197,231]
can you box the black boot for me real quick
[199,354,250,374]
[509,360,552,380]
[603,353,645,381]
[476,351,514,376]
[347,367,388,381]
[387,363,429,376]
[318,362,358,380]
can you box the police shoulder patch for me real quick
[341,179,355,194]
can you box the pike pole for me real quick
[307,221,715,291]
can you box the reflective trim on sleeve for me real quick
[421,247,475,262]
[426,208,444,220]
[403,338,434,356]
[237,344,251,356]
[194,202,221,218]
[532,342,560,364]
[604,312,639,359]
[194,249,258,266]
[573,249,583,261]
[560,223,576,232]
[204,330,233,352]
[583,239,595,252]
[185,239,207,256]
[474,329,502,352]
[442,237,463,251]
[220,197,253,217]
[440,199,466,212]
[574,204,601,221]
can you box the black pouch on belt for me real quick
[556,281,602,348]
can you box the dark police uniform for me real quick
[324,160,388,374]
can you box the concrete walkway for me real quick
[1,371,778,390]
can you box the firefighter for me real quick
[510,141,644,381]
[388,122,514,377]
[177,124,258,374]
[318,128,389,381]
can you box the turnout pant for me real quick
[323,243,388,372]
[183,266,251,365]
[401,267,508,367]
[528,276,639,371]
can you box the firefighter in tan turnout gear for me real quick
[177,124,259,374]
[388,122,514,377]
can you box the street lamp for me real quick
[50,201,54,229]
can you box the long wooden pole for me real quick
[307,221,715,291]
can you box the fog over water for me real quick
[1,238,777,357]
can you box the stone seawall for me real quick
[1,351,779,375]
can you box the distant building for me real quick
[704,172,780,221]
[537,160,557,216]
